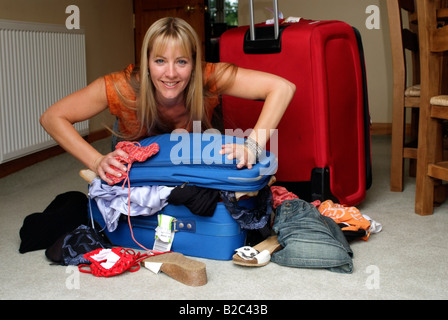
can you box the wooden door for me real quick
[133,0,207,64]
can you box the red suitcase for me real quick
[219,1,371,206]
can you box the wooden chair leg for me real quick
[415,0,442,215]
[388,0,421,192]
[390,97,406,192]
[409,108,419,176]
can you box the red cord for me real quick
[122,163,157,253]
[108,141,161,254]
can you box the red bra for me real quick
[79,247,163,277]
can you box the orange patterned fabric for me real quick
[318,200,371,240]
[104,64,143,139]
[104,63,219,140]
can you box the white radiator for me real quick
[0,19,88,164]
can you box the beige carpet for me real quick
[1,135,447,300]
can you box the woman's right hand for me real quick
[94,149,130,184]
[220,142,257,169]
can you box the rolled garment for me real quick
[89,178,174,232]
[271,199,354,274]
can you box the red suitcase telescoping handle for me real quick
[244,0,288,54]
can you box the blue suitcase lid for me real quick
[128,133,277,191]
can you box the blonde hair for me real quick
[135,17,206,135]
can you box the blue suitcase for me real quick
[89,133,277,260]
[128,132,278,191]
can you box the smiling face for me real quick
[148,39,194,107]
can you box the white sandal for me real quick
[233,235,282,267]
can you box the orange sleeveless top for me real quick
[104,63,219,139]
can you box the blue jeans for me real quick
[271,199,354,274]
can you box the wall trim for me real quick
[371,122,392,135]
[371,122,411,136]
[0,129,111,178]
[1,125,396,179]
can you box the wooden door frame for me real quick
[133,0,208,64]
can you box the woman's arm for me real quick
[40,77,128,183]
[217,64,296,168]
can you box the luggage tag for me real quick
[153,214,176,253]
[146,214,176,274]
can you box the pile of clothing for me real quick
[266,186,382,274]
[18,191,112,265]
[89,179,274,233]
[19,183,381,275]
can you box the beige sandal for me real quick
[141,252,207,286]
[233,235,282,267]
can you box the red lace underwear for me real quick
[106,141,159,185]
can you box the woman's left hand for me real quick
[220,143,256,169]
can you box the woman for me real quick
[40,17,295,185]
